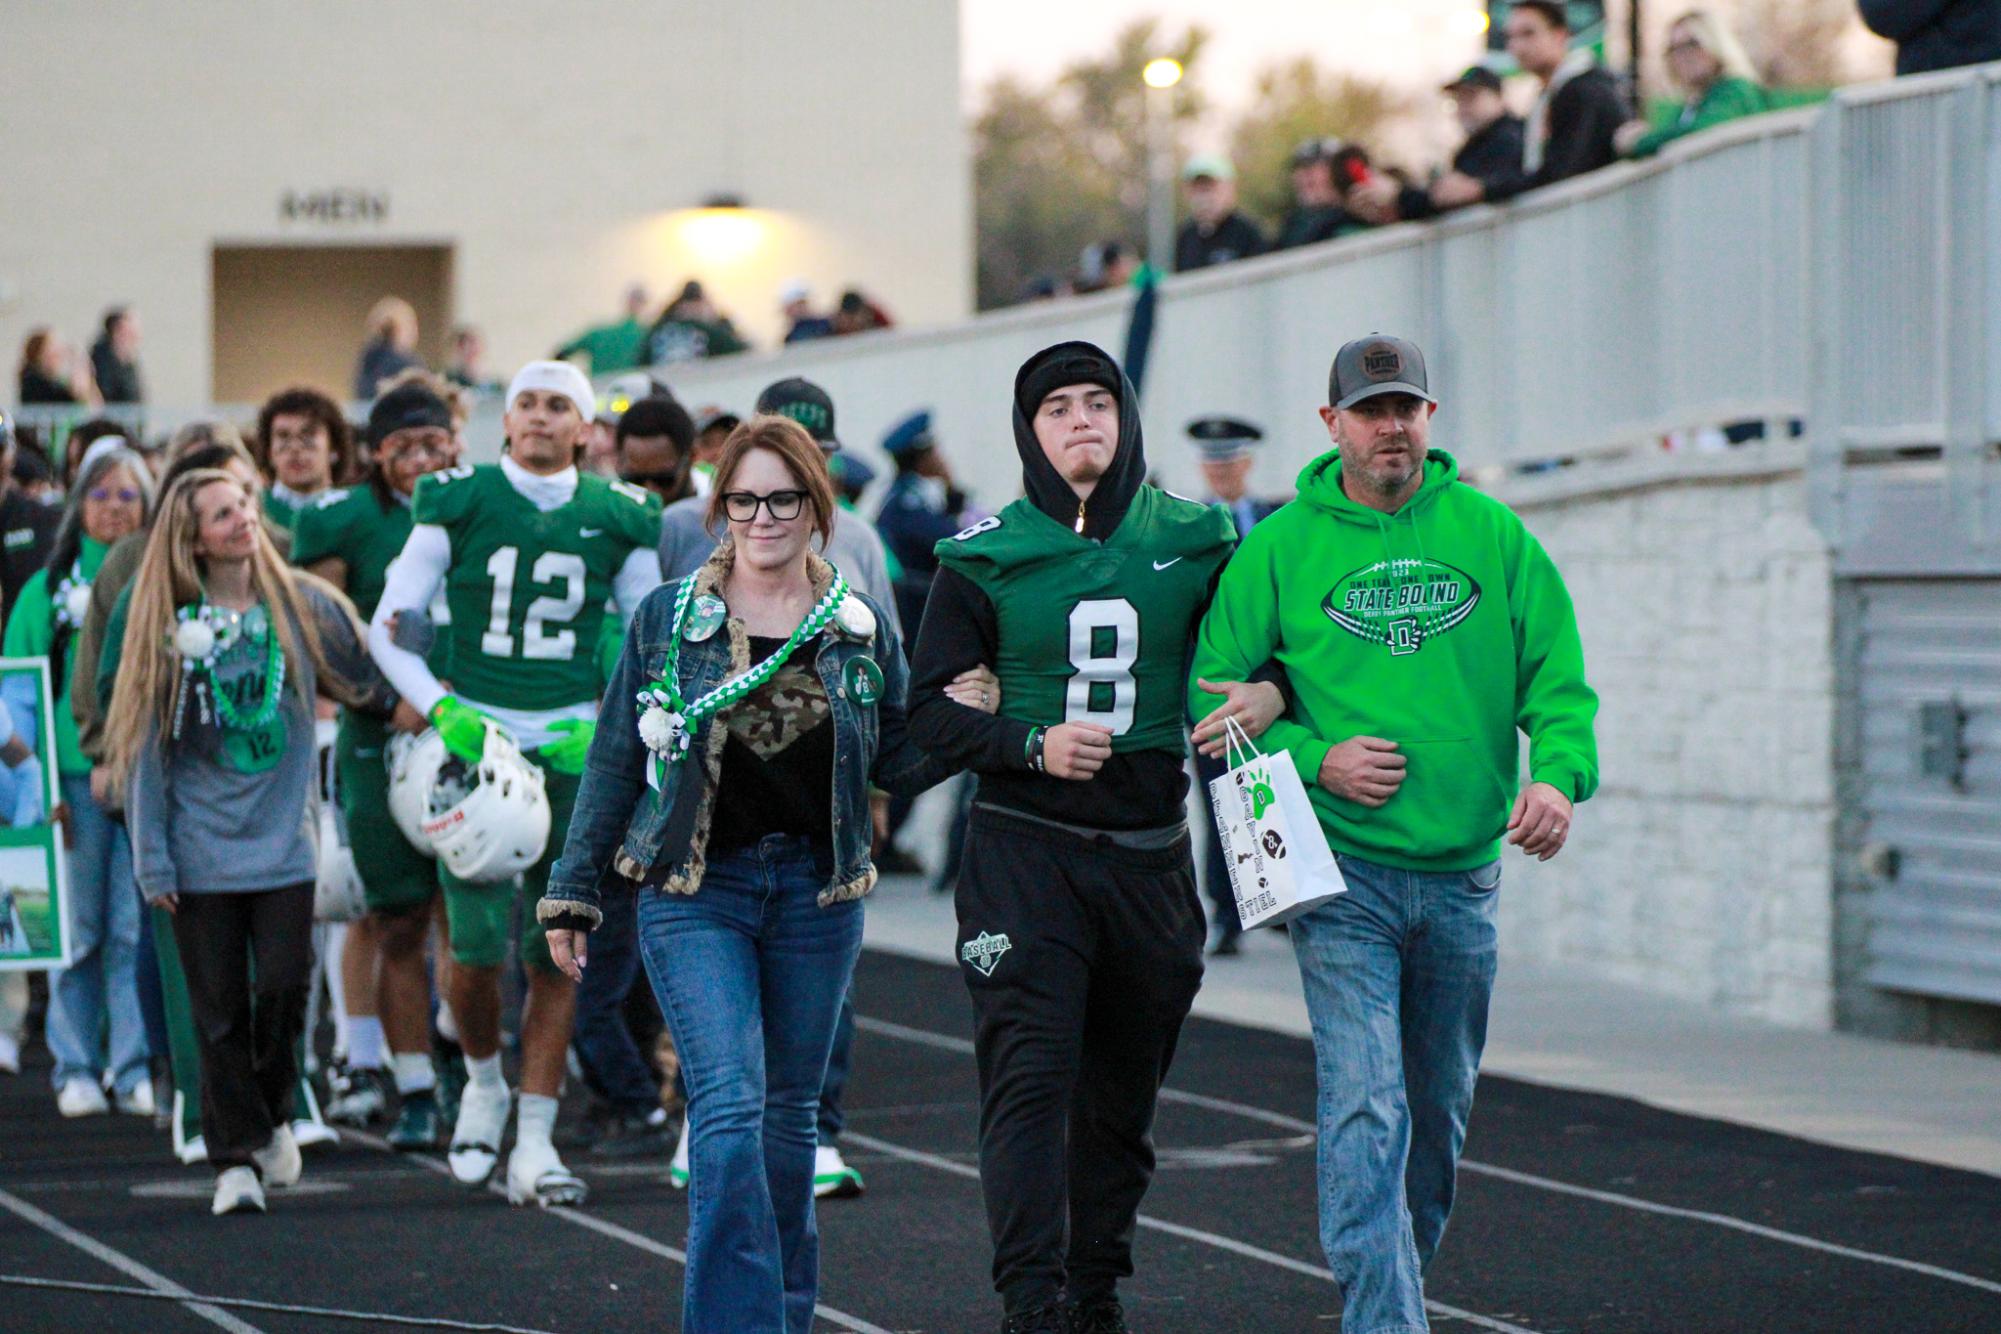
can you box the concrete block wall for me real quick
[1491,453,1837,1027]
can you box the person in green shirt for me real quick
[2,440,155,1116]
[254,387,354,535]
[1189,334,1597,1332]
[290,382,459,1150]
[552,284,653,375]
[1616,10,1770,159]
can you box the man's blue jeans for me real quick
[47,774,149,1094]
[572,880,662,1114]
[637,836,863,1334]
[1290,852,1500,1334]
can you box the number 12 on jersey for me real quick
[1064,598,1138,735]
[481,546,587,661]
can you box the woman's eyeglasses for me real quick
[722,489,807,522]
[87,487,143,504]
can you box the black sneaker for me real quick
[1066,1297,1130,1333]
[432,1034,466,1128]
[387,1089,444,1151]
[876,846,926,877]
[590,1108,674,1159]
[324,1065,391,1127]
[1000,1306,1067,1333]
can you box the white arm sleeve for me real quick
[368,523,452,718]
[612,545,661,624]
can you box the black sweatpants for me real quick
[953,806,1207,1314]
[169,883,314,1174]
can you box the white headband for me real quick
[506,360,596,424]
[75,436,132,477]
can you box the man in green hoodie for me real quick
[1188,334,1598,1334]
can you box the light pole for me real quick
[1142,57,1183,276]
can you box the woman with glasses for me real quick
[1616,10,1770,159]
[3,440,155,1117]
[288,381,458,1148]
[540,416,995,1332]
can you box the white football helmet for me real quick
[314,802,367,923]
[421,725,551,884]
[387,730,448,858]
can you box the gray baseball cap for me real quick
[1329,334,1436,409]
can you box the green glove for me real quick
[428,697,491,763]
[536,719,596,776]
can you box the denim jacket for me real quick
[538,544,950,931]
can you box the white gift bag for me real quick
[1208,719,1347,929]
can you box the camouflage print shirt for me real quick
[704,635,835,855]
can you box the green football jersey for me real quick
[411,465,661,710]
[262,489,303,535]
[935,486,1235,754]
[289,484,412,621]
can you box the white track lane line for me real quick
[838,1130,1537,1334]
[345,1129,892,1334]
[855,1012,2001,1300]
[0,1273,560,1333]
[0,1186,266,1334]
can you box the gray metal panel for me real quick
[1858,579,2001,1003]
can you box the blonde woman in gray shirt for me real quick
[101,469,402,1216]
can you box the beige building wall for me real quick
[0,1,969,407]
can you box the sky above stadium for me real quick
[960,0,1498,110]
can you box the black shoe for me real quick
[1207,927,1242,957]
[432,1034,466,1128]
[589,1108,674,1159]
[1066,1298,1130,1333]
[876,846,926,877]
[1000,1307,1066,1334]
[387,1090,444,1151]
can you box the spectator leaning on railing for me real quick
[1354,66,1524,224]
[1615,11,1770,159]
[1434,0,1624,209]
[1176,155,1269,272]
[1861,0,2001,76]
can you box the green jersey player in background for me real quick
[907,341,1283,1333]
[291,379,461,1149]
[368,361,663,1206]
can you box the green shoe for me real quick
[668,1113,690,1189]
[387,1090,443,1151]
[813,1145,864,1199]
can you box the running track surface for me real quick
[4,949,2000,1333]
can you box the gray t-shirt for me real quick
[128,585,391,900]
[656,498,903,642]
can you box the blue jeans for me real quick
[637,836,863,1334]
[47,774,148,1094]
[817,988,854,1144]
[1290,853,1500,1334]
[572,880,662,1114]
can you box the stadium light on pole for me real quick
[1142,58,1183,275]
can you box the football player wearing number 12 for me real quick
[368,361,663,1207]
[907,342,1283,1334]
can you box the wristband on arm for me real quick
[1025,725,1047,774]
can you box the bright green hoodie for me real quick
[3,535,111,776]
[1189,448,1598,872]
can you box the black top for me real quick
[705,636,835,855]
[16,368,78,405]
[1861,0,2001,75]
[1484,67,1625,203]
[1273,204,1350,250]
[0,490,59,625]
[1175,212,1268,272]
[90,338,143,405]
[1399,115,1527,221]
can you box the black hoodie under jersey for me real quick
[906,341,1212,831]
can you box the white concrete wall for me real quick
[0,1,969,404]
[1493,452,1838,1028]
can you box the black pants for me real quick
[1192,749,1243,940]
[170,883,314,1174]
[953,807,1206,1314]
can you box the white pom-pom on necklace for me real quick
[175,618,217,662]
[63,584,92,623]
[638,703,686,754]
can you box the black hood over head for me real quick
[1011,340,1147,541]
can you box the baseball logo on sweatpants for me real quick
[960,930,1012,977]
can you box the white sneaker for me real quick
[0,1032,20,1074]
[813,1143,865,1199]
[505,1137,588,1209]
[211,1166,266,1216]
[252,1123,301,1188]
[448,1080,512,1187]
[114,1080,156,1118]
[57,1077,109,1118]
[668,1112,690,1189]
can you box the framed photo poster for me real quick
[0,657,69,971]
